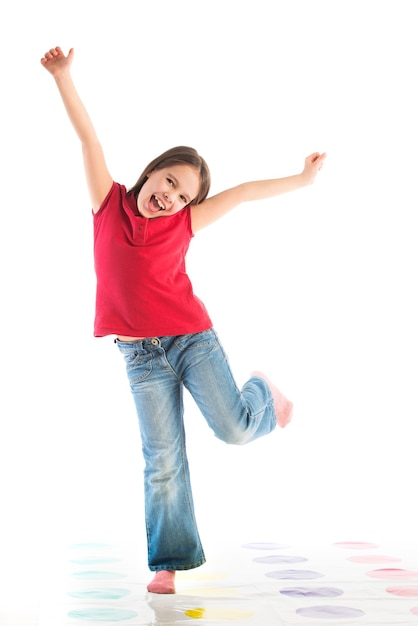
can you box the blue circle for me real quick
[68,588,131,600]
[68,608,137,622]
[254,555,308,564]
[280,586,344,598]
[266,569,324,580]
[241,542,288,550]
[296,605,365,618]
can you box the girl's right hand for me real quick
[40,46,74,77]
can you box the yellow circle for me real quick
[180,587,238,597]
[185,606,254,620]
[179,571,229,581]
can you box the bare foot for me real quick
[147,570,176,594]
[251,371,293,428]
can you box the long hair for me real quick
[128,146,211,206]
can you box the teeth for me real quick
[154,196,165,210]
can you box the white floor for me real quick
[4,536,418,625]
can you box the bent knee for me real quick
[216,429,251,446]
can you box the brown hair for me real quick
[128,146,211,206]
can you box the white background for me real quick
[0,0,417,606]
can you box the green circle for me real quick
[68,587,131,600]
[69,557,121,565]
[70,542,113,549]
[68,607,137,621]
[71,570,127,580]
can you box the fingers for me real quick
[41,46,61,63]
[303,152,327,180]
[40,46,73,65]
[317,152,327,171]
[306,152,327,171]
[307,152,326,163]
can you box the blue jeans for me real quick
[116,328,276,571]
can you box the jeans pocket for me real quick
[175,328,218,351]
[120,347,153,385]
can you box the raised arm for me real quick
[191,152,327,233]
[40,47,113,213]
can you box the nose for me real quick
[163,191,173,206]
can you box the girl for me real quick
[40,46,326,594]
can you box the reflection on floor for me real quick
[31,537,418,625]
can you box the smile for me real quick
[151,195,166,211]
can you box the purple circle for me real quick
[296,605,365,618]
[241,542,288,550]
[266,569,323,580]
[254,555,308,564]
[280,586,344,598]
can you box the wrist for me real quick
[300,170,315,186]
[54,70,72,84]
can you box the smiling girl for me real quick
[41,46,326,594]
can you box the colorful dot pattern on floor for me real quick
[38,539,418,624]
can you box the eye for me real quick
[180,195,187,203]
[166,177,174,186]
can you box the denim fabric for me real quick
[116,328,276,571]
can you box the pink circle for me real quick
[348,555,402,564]
[386,586,418,597]
[410,606,418,615]
[367,569,418,580]
[334,541,379,550]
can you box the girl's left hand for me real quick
[303,152,327,184]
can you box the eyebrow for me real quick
[168,173,191,203]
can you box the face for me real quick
[136,165,201,219]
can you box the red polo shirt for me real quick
[93,182,212,337]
